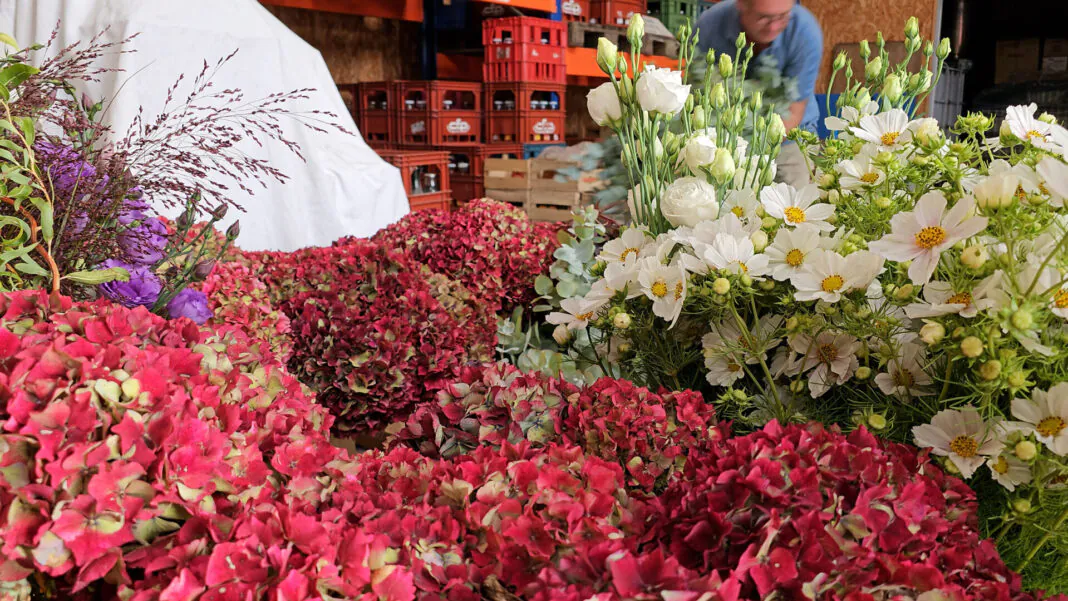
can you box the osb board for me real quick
[801,0,939,92]
[264,6,421,83]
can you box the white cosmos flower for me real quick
[703,352,747,387]
[760,183,835,232]
[790,249,885,303]
[702,315,784,387]
[599,227,650,264]
[589,260,643,300]
[1037,156,1068,207]
[721,189,761,223]
[1012,383,1068,456]
[690,213,761,246]
[765,224,823,282]
[788,330,861,398]
[874,337,933,399]
[986,454,1032,491]
[989,159,1044,203]
[637,259,687,327]
[989,263,1068,325]
[698,233,770,277]
[904,277,999,319]
[546,295,608,330]
[849,108,915,152]
[836,147,886,190]
[1005,103,1054,148]
[868,192,988,285]
[912,407,1004,478]
[824,101,879,135]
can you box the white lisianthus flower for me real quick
[637,259,687,327]
[683,133,718,173]
[761,183,835,232]
[586,82,623,126]
[698,233,770,277]
[765,224,823,282]
[836,147,886,190]
[790,249,884,303]
[660,177,719,228]
[874,338,934,399]
[599,227,650,264]
[912,407,1004,478]
[868,192,988,285]
[788,330,860,398]
[987,454,1032,491]
[1004,103,1053,148]
[1011,383,1068,456]
[849,108,915,151]
[635,67,690,115]
[546,295,608,331]
[904,277,1000,319]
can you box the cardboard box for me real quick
[1043,38,1068,77]
[996,39,1041,84]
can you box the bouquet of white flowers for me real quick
[551,15,1068,592]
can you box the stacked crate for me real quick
[590,0,647,26]
[557,0,592,22]
[447,144,524,206]
[377,149,452,212]
[355,82,395,148]
[395,81,483,146]
[482,17,568,83]
[648,0,698,35]
[483,157,604,221]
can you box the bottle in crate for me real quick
[445,144,524,204]
[485,82,566,144]
[556,0,591,22]
[377,149,453,211]
[395,81,483,146]
[355,82,395,147]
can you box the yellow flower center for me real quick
[821,274,845,293]
[1026,129,1044,141]
[727,362,742,373]
[860,172,880,184]
[1037,416,1067,438]
[785,249,805,267]
[1040,182,1050,195]
[880,131,901,146]
[576,311,594,321]
[914,226,947,250]
[949,435,979,458]
[1016,185,1028,202]
[731,206,745,218]
[734,261,749,274]
[621,247,640,262]
[992,456,1009,475]
[784,206,807,223]
[651,280,668,298]
[947,292,973,307]
[737,335,753,351]
[817,343,839,364]
[674,281,685,300]
[1054,289,1068,309]
[892,369,915,388]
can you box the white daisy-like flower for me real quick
[904,277,999,319]
[790,249,885,303]
[599,227,650,264]
[989,264,1068,326]
[1037,156,1068,208]
[986,454,1032,492]
[824,101,879,135]
[587,261,642,301]
[703,351,747,387]
[702,315,784,366]
[836,147,886,190]
[698,233,770,277]
[721,189,761,223]
[789,330,861,398]
[912,407,1004,478]
[637,259,687,327]
[760,183,835,232]
[1052,284,1068,321]
[849,108,915,152]
[989,159,1045,205]
[874,338,933,399]
[1005,103,1053,148]
[765,224,824,282]
[690,213,759,246]
[1011,383,1068,456]
[546,295,607,331]
[868,192,988,285]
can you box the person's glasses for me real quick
[753,10,791,26]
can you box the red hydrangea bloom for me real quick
[198,260,293,362]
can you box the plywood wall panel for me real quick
[802,0,939,91]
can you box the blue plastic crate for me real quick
[523,143,566,159]
[435,0,468,30]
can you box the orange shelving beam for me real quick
[480,0,559,12]
[259,0,423,21]
[566,47,681,79]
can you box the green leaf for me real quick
[3,170,28,186]
[0,243,35,267]
[556,279,578,298]
[15,116,34,146]
[64,267,130,285]
[0,63,37,90]
[0,33,18,49]
[37,201,53,242]
[0,119,15,135]
[13,259,48,276]
[534,275,554,296]
[0,85,7,102]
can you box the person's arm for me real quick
[781,12,823,134]
[783,99,808,132]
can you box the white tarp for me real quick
[0,0,409,251]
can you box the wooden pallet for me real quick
[531,158,606,193]
[527,189,585,222]
[485,188,530,212]
[484,158,532,190]
[567,20,680,59]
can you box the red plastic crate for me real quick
[482,16,567,47]
[395,81,483,145]
[560,0,591,22]
[485,83,566,144]
[483,61,566,84]
[377,149,452,204]
[444,144,525,179]
[410,191,453,212]
[355,82,395,147]
[452,174,484,205]
[484,42,566,65]
[591,0,647,26]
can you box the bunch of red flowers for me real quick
[370,199,560,313]
[199,260,294,362]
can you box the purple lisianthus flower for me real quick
[120,217,169,265]
[166,288,212,324]
[98,259,162,308]
[34,140,107,198]
[117,189,150,225]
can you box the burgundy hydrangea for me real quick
[96,258,162,308]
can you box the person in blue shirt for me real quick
[696,0,823,186]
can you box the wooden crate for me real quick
[485,188,530,212]
[526,189,584,222]
[531,159,606,193]
[484,158,532,190]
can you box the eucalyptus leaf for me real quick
[64,267,130,285]
[556,279,578,298]
[534,275,554,296]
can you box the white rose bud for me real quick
[865,57,883,80]
[586,82,623,126]
[636,68,690,115]
[683,134,718,173]
[660,177,719,227]
[596,38,619,75]
[709,147,736,184]
[750,230,768,252]
[973,173,1019,209]
[882,74,903,104]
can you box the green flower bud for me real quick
[937,38,951,60]
[905,16,919,39]
[711,82,727,108]
[626,13,645,49]
[980,360,1002,381]
[865,57,883,81]
[613,312,632,329]
[710,147,736,184]
[867,413,887,429]
[1012,498,1033,514]
[1015,441,1038,461]
[712,277,731,295]
[1039,112,1057,125]
[768,113,786,140]
[924,40,934,57]
[736,32,746,49]
[596,38,619,75]
[882,74,903,104]
[857,42,869,61]
[960,336,984,358]
[855,366,872,380]
[718,53,734,78]
[692,108,706,130]
[1011,309,1034,330]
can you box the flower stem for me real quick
[1016,504,1068,573]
